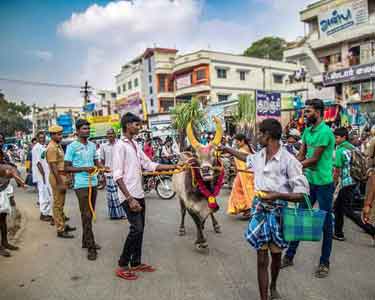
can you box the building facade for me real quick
[284,0,375,108]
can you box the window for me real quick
[149,86,153,94]
[218,95,229,102]
[158,75,166,92]
[196,69,206,81]
[122,84,126,92]
[240,71,246,81]
[148,58,152,73]
[117,86,121,94]
[150,98,154,106]
[149,75,152,83]
[217,68,227,79]
[362,80,373,101]
[134,78,139,87]
[128,81,132,90]
[273,74,284,84]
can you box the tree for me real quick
[244,37,287,61]
[170,97,206,151]
[0,97,32,137]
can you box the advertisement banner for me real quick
[176,73,192,90]
[323,62,375,86]
[115,92,143,119]
[256,90,281,121]
[318,0,368,38]
[281,94,295,110]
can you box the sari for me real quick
[227,146,255,215]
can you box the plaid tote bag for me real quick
[282,195,327,242]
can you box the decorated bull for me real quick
[173,117,225,250]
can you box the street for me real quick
[0,186,374,300]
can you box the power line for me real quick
[0,77,82,89]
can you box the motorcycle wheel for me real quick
[156,176,175,200]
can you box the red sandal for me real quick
[115,268,139,280]
[131,264,156,272]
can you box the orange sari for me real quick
[227,146,255,215]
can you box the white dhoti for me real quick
[0,185,13,215]
[37,181,52,216]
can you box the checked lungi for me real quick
[244,197,287,251]
[105,175,126,219]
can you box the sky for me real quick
[0,0,312,107]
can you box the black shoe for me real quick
[87,250,97,261]
[57,231,74,239]
[2,243,19,251]
[315,264,329,278]
[64,216,70,222]
[0,246,11,257]
[333,233,346,241]
[280,255,294,269]
[82,243,101,250]
[40,214,52,222]
[64,225,77,232]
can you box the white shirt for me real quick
[100,140,117,176]
[112,138,159,201]
[32,143,49,183]
[246,146,309,195]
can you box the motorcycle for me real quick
[143,173,176,200]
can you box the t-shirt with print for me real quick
[302,121,335,186]
[64,140,98,189]
[334,140,355,188]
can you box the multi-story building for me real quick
[284,0,375,107]
[93,90,117,116]
[115,48,303,131]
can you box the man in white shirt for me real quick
[100,128,126,220]
[32,131,52,222]
[112,113,181,281]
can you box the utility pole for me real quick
[80,81,92,106]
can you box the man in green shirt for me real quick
[282,98,335,279]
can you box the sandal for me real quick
[131,264,156,272]
[115,268,138,280]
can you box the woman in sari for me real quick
[227,134,255,217]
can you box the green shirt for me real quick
[334,141,355,188]
[302,121,335,185]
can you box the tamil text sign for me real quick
[256,90,281,121]
[323,62,375,86]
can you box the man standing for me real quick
[282,98,335,278]
[46,125,76,239]
[64,119,107,261]
[100,128,126,220]
[220,119,309,300]
[32,131,53,222]
[113,113,181,280]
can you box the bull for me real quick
[173,117,225,250]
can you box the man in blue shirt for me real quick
[65,119,107,261]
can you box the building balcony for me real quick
[174,53,211,73]
[157,91,174,98]
[175,83,210,97]
[154,61,174,74]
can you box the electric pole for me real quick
[80,81,92,106]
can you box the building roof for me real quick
[143,47,178,59]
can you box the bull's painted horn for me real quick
[186,121,203,150]
[210,116,223,146]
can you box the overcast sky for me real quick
[0,0,312,107]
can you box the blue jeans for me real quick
[285,183,334,266]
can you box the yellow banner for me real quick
[87,114,120,124]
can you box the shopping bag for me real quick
[282,195,327,242]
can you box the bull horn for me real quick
[186,121,203,150]
[210,116,223,146]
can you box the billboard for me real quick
[256,90,281,121]
[318,0,368,38]
[323,62,375,86]
[176,73,192,90]
[115,92,143,119]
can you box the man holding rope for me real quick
[113,112,181,280]
[64,119,108,261]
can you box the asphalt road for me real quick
[0,186,374,300]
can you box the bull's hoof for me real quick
[178,228,186,236]
[214,225,222,234]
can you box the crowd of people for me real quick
[0,99,375,299]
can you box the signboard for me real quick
[318,0,368,38]
[86,114,120,124]
[281,95,294,110]
[56,114,73,136]
[176,73,192,90]
[256,90,281,121]
[83,103,96,112]
[115,92,143,119]
[323,62,375,86]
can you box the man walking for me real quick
[46,125,76,239]
[113,112,181,280]
[282,98,335,278]
[64,119,107,261]
[100,128,126,220]
[220,119,309,300]
[32,131,53,222]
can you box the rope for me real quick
[88,167,106,222]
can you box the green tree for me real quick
[244,37,287,61]
[0,97,32,137]
[170,97,206,151]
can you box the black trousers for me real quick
[334,185,375,237]
[118,198,145,268]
